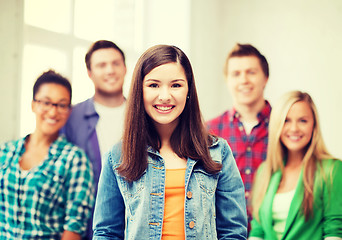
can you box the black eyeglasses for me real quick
[33,99,70,114]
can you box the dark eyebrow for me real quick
[247,67,259,71]
[144,79,160,83]
[94,61,106,67]
[171,79,186,82]
[144,79,186,84]
[39,96,70,103]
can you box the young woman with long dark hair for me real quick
[93,45,247,239]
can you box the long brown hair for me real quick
[252,91,333,220]
[117,45,222,181]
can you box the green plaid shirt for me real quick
[0,135,95,239]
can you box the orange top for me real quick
[162,168,186,240]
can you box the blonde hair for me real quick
[252,90,332,221]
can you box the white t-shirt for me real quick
[272,189,296,240]
[94,102,126,158]
[241,120,259,135]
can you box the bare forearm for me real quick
[61,230,81,240]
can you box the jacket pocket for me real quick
[193,168,218,195]
[118,170,146,199]
[118,171,147,222]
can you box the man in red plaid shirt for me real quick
[206,43,271,232]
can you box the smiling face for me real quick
[143,62,189,132]
[280,101,315,158]
[88,48,127,97]
[227,56,268,109]
[32,83,71,137]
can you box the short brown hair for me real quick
[85,40,125,70]
[224,43,269,78]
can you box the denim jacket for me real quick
[93,137,247,240]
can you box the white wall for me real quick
[189,1,233,121]
[1,0,341,159]
[192,0,342,158]
[139,0,191,54]
[0,0,23,143]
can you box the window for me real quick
[20,0,138,136]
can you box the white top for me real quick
[241,120,259,135]
[272,189,296,240]
[249,189,342,240]
[94,101,126,158]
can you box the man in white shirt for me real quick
[61,40,127,240]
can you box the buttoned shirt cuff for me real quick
[64,218,86,235]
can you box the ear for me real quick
[265,76,269,83]
[263,76,269,89]
[87,69,92,79]
[65,108,71,119]
[123,65,127,76]
[31,100,35,112]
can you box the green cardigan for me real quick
[249,159,342,240]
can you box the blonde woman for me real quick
[249,91,342,240]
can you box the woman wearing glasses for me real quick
[0,70,94,240]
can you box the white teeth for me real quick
[289,135,301,140]
[156,106,172,111]
[105,78,117,83]
[45,119,57,124]
[239,87,252,93]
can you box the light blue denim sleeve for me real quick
[92,146,125,240]
[215,139,248,239]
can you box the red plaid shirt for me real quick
[206,101,271,227]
